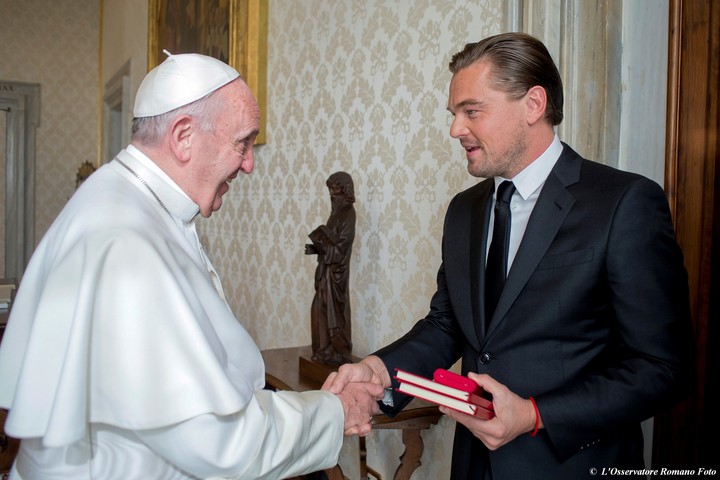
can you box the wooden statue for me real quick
[305,172,356,365]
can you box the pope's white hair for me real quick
[131,80,233,147]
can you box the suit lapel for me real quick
[485,146,582,340]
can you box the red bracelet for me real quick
[529,396,540,437]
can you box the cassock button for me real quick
[479,353,491,365]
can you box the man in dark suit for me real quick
[325,33,695,479]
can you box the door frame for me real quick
[655,0,719,468]
[0,81,40,281]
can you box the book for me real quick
[395,368,494,420]
[395,369,493,406]
[397,382,495,419]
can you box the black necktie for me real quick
[485,181,516,326]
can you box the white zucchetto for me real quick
[133,51,240,118]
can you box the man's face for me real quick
[447,60,528,179]
[192,81,260,217]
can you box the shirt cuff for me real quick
[382,387,394,407]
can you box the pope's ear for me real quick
[525,85,547,125]
[168,115,193,163]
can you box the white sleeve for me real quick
[136,389,344,480]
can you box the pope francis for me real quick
[0,52,382,479]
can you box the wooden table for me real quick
[261,346,441,480]
[0,279,15,343]
[0,310,8,342]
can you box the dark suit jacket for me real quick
[375,144,695,479]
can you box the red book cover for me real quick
[395,369,494,419]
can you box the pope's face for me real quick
[447,60,528,179]
[193,81,260,217]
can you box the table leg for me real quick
[359,436,368,479]
[323,465,345,480]
[393,429,424,480]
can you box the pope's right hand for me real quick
[332,381,384,436]
[322,356,392,436]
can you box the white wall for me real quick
[619,0,669,185]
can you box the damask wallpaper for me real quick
[0,0,99,243]
[198,1,505,477]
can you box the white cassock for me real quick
[0,145,343,479]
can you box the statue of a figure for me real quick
[304,172,356,365]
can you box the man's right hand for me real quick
[322,355,391,394]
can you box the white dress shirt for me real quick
[488,135,563,274]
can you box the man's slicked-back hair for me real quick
[449,32,564,126]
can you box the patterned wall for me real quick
[0,0,99,244]
[199,1,505,477]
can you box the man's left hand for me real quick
[440,373,541,450]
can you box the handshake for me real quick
[320,355,530,450]
[321,356,392,436]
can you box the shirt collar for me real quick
[119,145,200,222]
[496,134,563,200]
